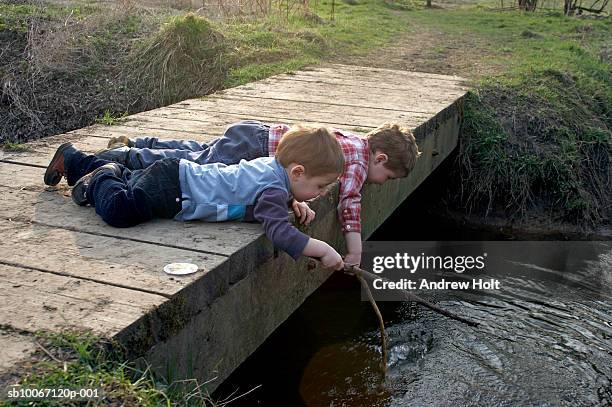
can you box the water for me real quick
[214,162,612,406]
[215,243,611,406]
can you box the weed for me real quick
[520,29,541,38]
[1,141,31,152]
[0,3,43,32]
[96,110,128,126]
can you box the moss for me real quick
[123,314,155,358]
[156,294,188,340]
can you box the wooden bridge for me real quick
[0,64,467,392]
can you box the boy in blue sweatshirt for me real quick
[98,120,420,267]
[44,125,346,270]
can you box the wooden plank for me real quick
[310,64,467,83]
[220,87,458,114]
[0,163,264,258]
[116,114,374,138]
[270,71,468,92]
[137,107,382,131]
[1,135,109,166]
[0,263,165,335]
[70,124,219,139]
[0,329,36,385]
[232,75,467,103]
[179,94,429,116]
[163,96,429,128]
[0,219,225,297]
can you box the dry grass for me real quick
[128,12,230,107]
[1,1,166,141]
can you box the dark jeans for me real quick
[124,120,270,170]
[65,150,181,228]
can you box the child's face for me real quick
[367,152,403,184]
[289,165,339,201]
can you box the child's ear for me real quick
[376,152,389,164]
[290,164,305,178]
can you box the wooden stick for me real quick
[345,265,480,327]
[308,259,479,380]
[346,267,388,375]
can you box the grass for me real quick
[399,8,611,225]
[1,141,31,152]
[0,4,39,32]
[220,0,411,86]
[96,109,128,125]
[5,331,217,406]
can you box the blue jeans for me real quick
[65,150,181,228]
[124,120,270,170]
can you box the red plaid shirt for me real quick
[269,124,369,234]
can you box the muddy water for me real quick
[214,165,612,406]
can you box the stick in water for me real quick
[344,266,388,376]
[345,265,480,327]
[342,264,480,379]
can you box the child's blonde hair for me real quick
[366,123,420,176]
[276,125,345,177]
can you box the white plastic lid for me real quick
[163,262,199,276]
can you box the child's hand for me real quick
[321,246,344,270]
[344,252,362,267]
[302,239,343,270]
[292,200,316,225]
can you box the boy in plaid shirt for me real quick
[98,120,420,266]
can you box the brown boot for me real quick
[44,142,74,186]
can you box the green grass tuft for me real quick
[96,110,128,126]
[10,331,217,406]
[1,141,31,152]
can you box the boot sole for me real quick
[71,163,122,206]
[43,142,73,186]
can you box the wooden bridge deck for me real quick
[0,64,468,391]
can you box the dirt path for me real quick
[332,14,498,80]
